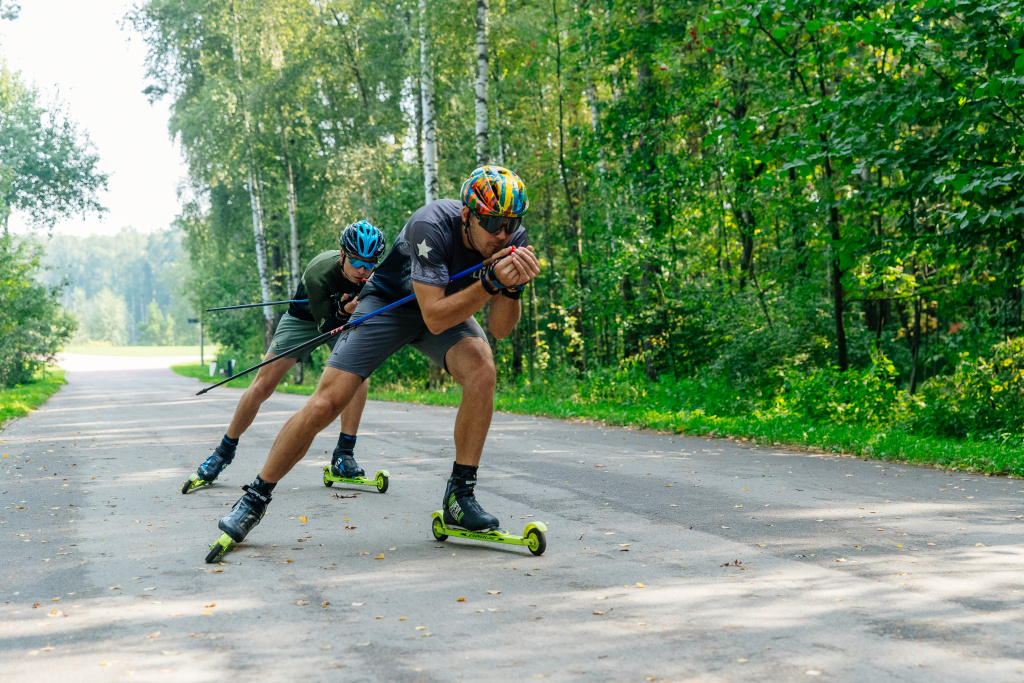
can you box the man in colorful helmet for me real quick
[183,221,387,494]
[216,166,540,544]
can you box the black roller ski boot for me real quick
[330,434,365,479]
[218,484,272,543]
[442,464,499,531]
[182,436,236,494]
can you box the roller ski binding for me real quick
[205,484,270,563]
[429,468,547,556]
[183,441,236,494]
[322,448,389,492]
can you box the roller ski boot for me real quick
[206,484,271,563]
[322,435,389,492]
[430,465,547,556]
[183,438,236,494]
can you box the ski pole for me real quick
[195,261,487,396]
[206,299,309,312]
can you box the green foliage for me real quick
[0,235,76,388]
[0,62,106,230]
[917,339,1024,443]
[43,228,196,346]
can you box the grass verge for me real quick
[170,363,1024,477]
[0,368,66,429]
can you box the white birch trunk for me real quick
[231,4,274,339]
[474,0,489,166]
[419,0,439,204]
[285,156,300,294]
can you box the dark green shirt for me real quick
[287,250,362,331]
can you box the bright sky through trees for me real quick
[0,0,186,236]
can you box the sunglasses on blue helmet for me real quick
[473,212,522,235]
[346,253,378,270]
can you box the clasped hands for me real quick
[489,245,540,289]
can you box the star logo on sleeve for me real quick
[417,239,433,260]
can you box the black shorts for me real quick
[325,294,487,379]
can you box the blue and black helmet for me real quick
[340,220,386,262]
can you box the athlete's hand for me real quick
[340,293,359,315]
[493,245,539,288]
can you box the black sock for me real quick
[337,432,357,451]
[452,463,478,479]
[251,475,276,496]
[222,434,239,448]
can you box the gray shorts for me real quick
[325,294,487,378]
[268,312,337,363]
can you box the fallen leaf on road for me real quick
[416,626,426,630]
[321,602,330,608]
[204,603,216,608]
[300,516,307,523]
[374,553,385,560]
[636,583,645,588]
[593,610,604,615]
[457,597,466,602]
[487,590,501,595]
[296,600,309,606]
[351,602,365,606]
[201,610,213,616]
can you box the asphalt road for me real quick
[2,355,1023,682]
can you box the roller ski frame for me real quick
[205,532,234,563]
[182,472,214,494]
[430,511,547,555]
[322,467,390,493]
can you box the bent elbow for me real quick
[423,313,448,336]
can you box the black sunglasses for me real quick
[473,212,522,235]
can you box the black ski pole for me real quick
[206,299,309,312]
[195,261,487,396]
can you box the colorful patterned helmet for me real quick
[340,220,386,261]
[460,166,529,217]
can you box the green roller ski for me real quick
[205,532,233,564]
[182,473,213,494]
[430,511,547,555]
[322,467,390,493]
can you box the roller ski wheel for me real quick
[182,473,213,495]
[205,532,234,564]
[429,511,547,555]
[322,467,389,493]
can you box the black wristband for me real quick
[480,272,500,295]
[500,285,524,300]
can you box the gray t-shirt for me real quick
[362,199,528,306]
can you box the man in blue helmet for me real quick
[182,221,387,494]
[214,166,541,546]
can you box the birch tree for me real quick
[231,2,274,347]
[420,0,438,204]
[474,0,489,165]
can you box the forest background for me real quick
[3,0,1024,473]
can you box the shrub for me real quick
[916,338,1024,442]
[0,234,76,387]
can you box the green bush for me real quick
[0,235,77,388]
[916,338,1024,442]
[773,352,918,429]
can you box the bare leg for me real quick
[444,337,496,467]
[338,378,369,434]
[259,367,364,482]
[225,353,298,439]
